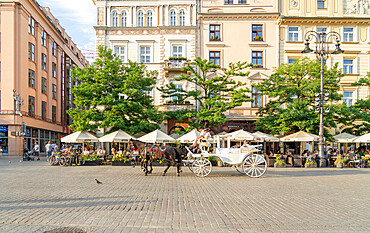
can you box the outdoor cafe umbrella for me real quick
[353,133,370,143]
[280,131,319,142]
[61,131,99,143]
[177,129,201,143]
[138,129,176,143]
[253,131,279,142]
[225,129,263,142]
[99,130,135,143]
[334,132,357,143]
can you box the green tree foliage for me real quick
[158,57,253,128]
[253,58,345,137]
[67,46,162,134]
[349,74,370,134]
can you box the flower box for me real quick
[112,161,131,166]
[305,163,317,168]
[82,161,99,166]
[274,163,286,168]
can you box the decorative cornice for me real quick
[281,17,370,25]
[96,26,196,35]
[199,13,279,21]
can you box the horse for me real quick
[128,139,153,176]
[151,144,183,176]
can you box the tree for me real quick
[253,58,345,137]
[349,74,370,134]
[158,57,253,129]
[68,46,162,134]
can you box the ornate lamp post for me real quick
[301,30,343,167]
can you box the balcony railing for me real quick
[164,59,189,70]
[0,110,62,125]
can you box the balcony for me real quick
[164,58,189,74]
[157,101,195,112]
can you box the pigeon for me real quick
[8,161,11,163]
[20,160,22,163]
[95,179,103,184]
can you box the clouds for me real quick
[38,0,96,60]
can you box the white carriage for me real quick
[183,135,267,178]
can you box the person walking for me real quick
[45,141,53,160]
[33,142,40,160]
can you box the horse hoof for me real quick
[145,173,148,176]
[177,173,180,176]
[162,173,166,176]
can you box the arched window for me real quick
[147,11,153,27]
[121,11,127,27]
[170,10,176,26]
[179,10,185,26]
[112,11,118,27]
[137,11,144,27]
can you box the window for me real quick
[239,0,246,3]
[112,11,118,27]
[52,106,56,122]
[42,101,47,120]
[317,0,326,8]
[288,26,299,41]
[252,24,263,41]
[114,46,125,61]
[147,11,153,27]
[225,0,233,4]
[170,10,176,26]
[343,91,353,107]
[42,54,47,70]
[28,96,35,117]
[28,43,35,62]
[41,31,47,47]
[252,51,263,68]
[343,27,354,42]
[172,45,183,58]
[137,11,144,27]
[171,85,183,101]
[343,59,353,74]
[28,69,35,88]
[210,24,221,41]
[288,58,296,64]
[52,42,57,56]
[140,46,151,63]
[317,26,327,42]
[52,84,57,99]
[52,62,57,78]
[179,10,185,26]
[252,87,263,108]
[209,51,220,65]
[121,11,127,27]
[42,78,47,94]
[28,17,35,35]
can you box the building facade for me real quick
[198,0,279,132]
[93,0,197,133]
[0,0,88,155]
[279,0,370,133]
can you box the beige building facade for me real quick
[279,0,370,134]
[198,0,279,132]
[0,0,88,155]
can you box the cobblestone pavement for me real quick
[0,156,369,233]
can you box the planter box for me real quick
[274,163,286,168]
[83,161,99,166]
[112,161,131,166]
[305,163,317,168]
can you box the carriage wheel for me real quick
[242,154,267,178]
[235,164,244,174]
[192,158,212,177]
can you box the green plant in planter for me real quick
[334,156,346,166]
[168,56,187,61]
[305,159,317,165]
[275,157,286,166]
[254,35,262,41]
[81,154,99,161]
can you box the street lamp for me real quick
[301,30,343,167]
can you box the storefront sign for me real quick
[0,126,8,133]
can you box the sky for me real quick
[37,0,96,62]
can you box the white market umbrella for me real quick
[334,133,357,143]
[253,131,280,142]
[353,133,370,143]
[138,129,176,143]
[177,130,201,143]
[280,131,319,142]
[225,129,263,142]
[99,130,135,143]
[61,131,99,143]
